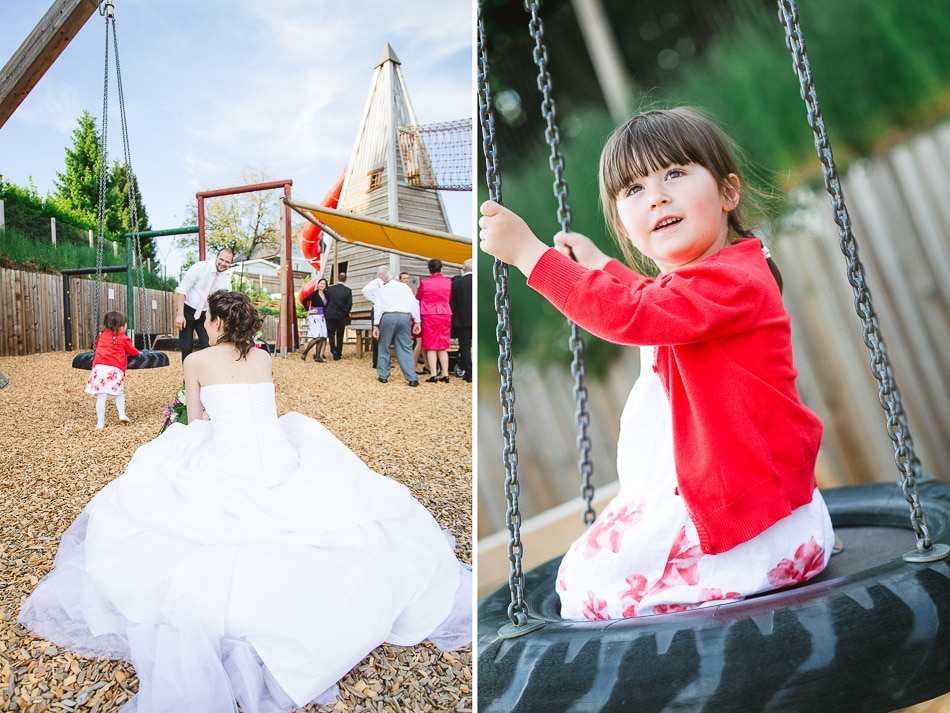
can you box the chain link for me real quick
[92,8,150,350]
[110,15,151,347]
[93,14,111,339]
[478,2,531,628]
[777,0,935,553]
[524,0,596,525]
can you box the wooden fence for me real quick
[0,263,389,358]
[0,268,301,357]
[478,121,950,537]
[0,270,176,356]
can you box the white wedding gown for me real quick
[18,383,471,713]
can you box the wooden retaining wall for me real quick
[478,122,950,537]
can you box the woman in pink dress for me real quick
[415,258,453,383]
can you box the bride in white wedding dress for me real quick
[18,290,471,713]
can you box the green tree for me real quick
[177,166,284,265]
[52,111,155,261]
[52,110,102,224]
[108,162,154,260]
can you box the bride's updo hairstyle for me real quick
[207,290,263,359]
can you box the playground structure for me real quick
[2,3,473,358]
[0,0,99,130]
[287,43,473,326]
[194,179,300,356]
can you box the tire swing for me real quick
[476,2,950,712]
[71,2,168,371]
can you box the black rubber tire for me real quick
[72,350,170,370]
[477,481,950,713]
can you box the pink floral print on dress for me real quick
[615,526,702,618]
[767,537,825,588]
[581,591,610,620]
[576,500,645,559]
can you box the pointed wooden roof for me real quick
[375,42,401,67]
[335,43,455,235]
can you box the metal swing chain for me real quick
[92,4,112,339]
[778,0,947,561]
[525,0,596,526]
[477,1,535,631]
[108,6,151,348]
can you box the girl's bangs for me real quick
[603,123,699,197]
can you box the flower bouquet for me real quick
[159,383,188,434]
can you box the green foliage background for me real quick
[477,0,950,377]
[0,111,170,289]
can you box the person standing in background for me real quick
[373,277,421,386]
[174,247,233,362]
[415,258,453,383]
[450,259,473,383]
[362,266,390,369]
[325,273,353,360]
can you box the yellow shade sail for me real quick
[285,200,472,267]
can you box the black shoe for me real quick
[425,376,438,383]
[333,355,341,360]
[408,380,419,387]
[439,376,450,383]
[378,377,388,383]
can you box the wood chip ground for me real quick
[0,348,472,712]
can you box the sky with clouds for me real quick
[0,0,474,277]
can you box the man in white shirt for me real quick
[174,247,234,361]
[361,266,390,368]
[372,277,421,386]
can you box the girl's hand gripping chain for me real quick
[478,200,549,277]
[553,231,611,270]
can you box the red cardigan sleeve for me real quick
[120,333,140,357]
[526,242,772,346]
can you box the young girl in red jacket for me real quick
[478,107,834,620]
[84,310,139,429]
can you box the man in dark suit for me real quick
[450,259,473,383]
[324,272,353,360]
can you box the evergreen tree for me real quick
[53,110,102,224]
[52,111,155,261]
[108,162,155,260]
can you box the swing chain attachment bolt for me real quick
[904,543,950,564]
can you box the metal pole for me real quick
[125,236,135,337]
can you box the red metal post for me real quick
[197,196,205,260]
[194,180,294,354]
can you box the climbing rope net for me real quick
[398,118,472,191]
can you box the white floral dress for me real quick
[84,364,126,397]
[556,347,835,620]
